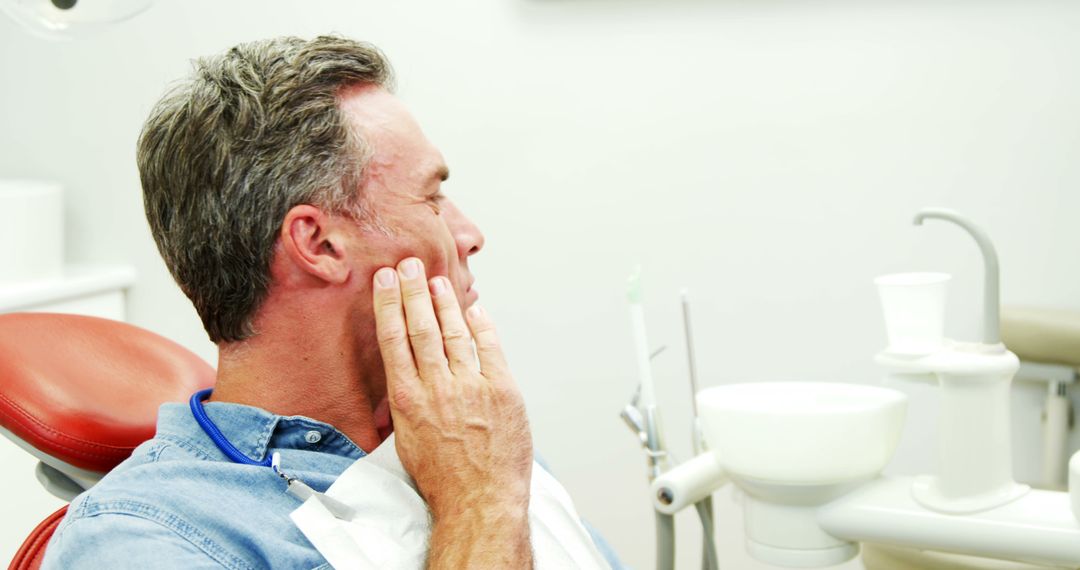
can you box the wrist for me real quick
[428,496,533,569]
[431,491,530,525]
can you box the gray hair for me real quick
[137,36,394,343]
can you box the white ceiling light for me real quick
[0,0,155,40]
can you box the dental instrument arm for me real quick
[682,290,719,570]
[640,393,676,570]
[621,403,676,570]
[640,408,675,570]
[625,270,676,570]
[913,208,1001,346]
[629,269,658,411]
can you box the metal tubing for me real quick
[1044,381,1070,488]
[641,405,675,570]
[695,498,719,570]
[655,511,676,570]
[682,290,719,569]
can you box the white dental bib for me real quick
[290,434,611,569]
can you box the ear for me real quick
[279,204,351,285]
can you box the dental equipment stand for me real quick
[682,291,719,570]
[643,208,1080,569]
[622,275,719,570]
[623,269,675,570]
[621,365,677,570]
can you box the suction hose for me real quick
[655,511,675,570]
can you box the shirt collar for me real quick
[157,401,368,463]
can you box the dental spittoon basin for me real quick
[653,382,907,568]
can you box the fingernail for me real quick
[467,304,483,319]
[430,276,447,296]
[375,268,396,288]
[401,258,420,279]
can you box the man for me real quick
[42,36,616,568]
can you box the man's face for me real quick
[339,85,484,310]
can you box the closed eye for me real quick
[427,193,445,214]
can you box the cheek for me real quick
[374,232,452,278]
[409,218,457,277]
[358,211,456,277]
[421,242,452,278]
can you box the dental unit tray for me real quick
[629,208,1080,570]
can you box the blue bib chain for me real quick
[189,388,272,467]
[188,388,354,519]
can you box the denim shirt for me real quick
[41,401,623,569]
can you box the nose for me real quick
[444,199,485,259]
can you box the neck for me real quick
[209,300,387,453]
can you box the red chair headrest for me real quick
[0,313,215,473]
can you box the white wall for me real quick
[2,0,1079,567]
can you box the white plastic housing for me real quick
[0,180,63,283]
[651,452,725,515]
[820,475,1080,567]
[877,345,1028,513]
[875,272,951,355]
[739,477,867,568]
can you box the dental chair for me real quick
[1001,305,1080,489]
[0,313,215,569]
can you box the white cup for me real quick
[875,272,951,355]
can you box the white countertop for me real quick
[0,265,137,312]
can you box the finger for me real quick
[372,267,420,396]
[429,276,478,375]
[464,304,511,382]
[397,258,449,378]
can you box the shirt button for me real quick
[304,430,322,444]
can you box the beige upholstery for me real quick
[862,543,1053,570]
[1001,306,1080,369]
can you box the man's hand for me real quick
[372,258,534,568]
